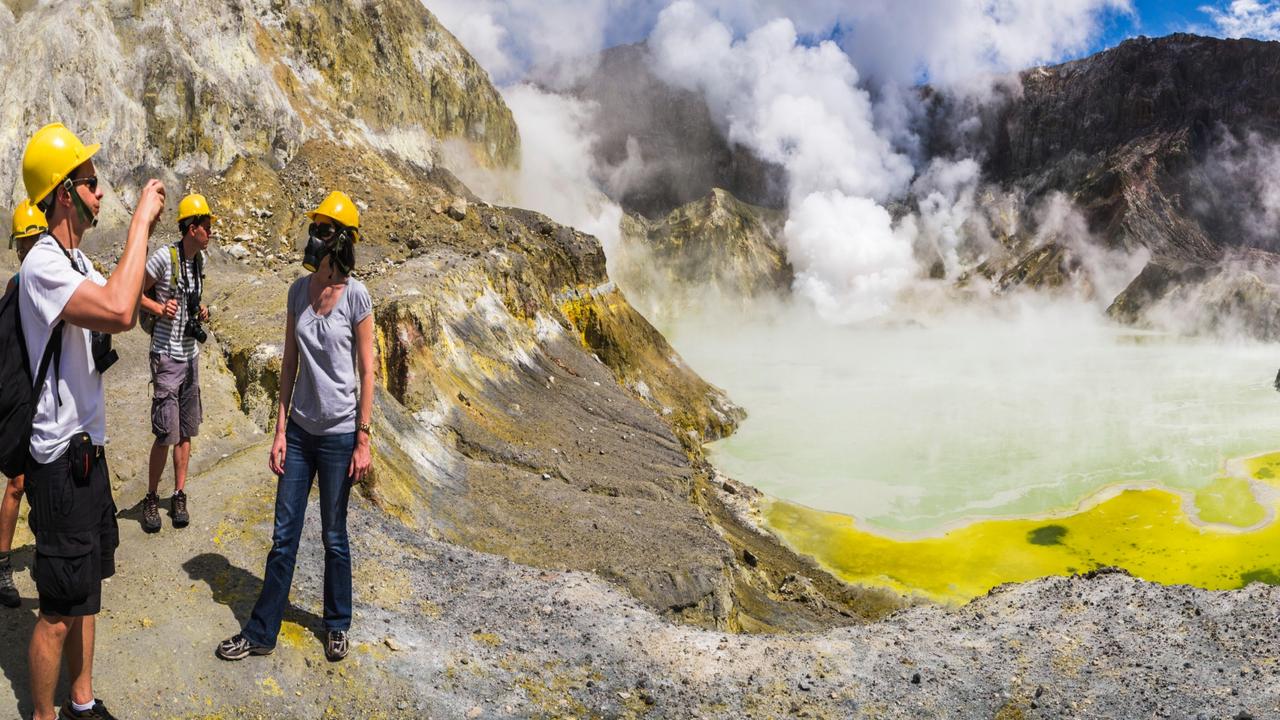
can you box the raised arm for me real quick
[61,179,165,333]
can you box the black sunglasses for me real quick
[68,175,99,192]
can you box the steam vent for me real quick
[2,1,1280,717]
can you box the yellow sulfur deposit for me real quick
[765,452,1280,603]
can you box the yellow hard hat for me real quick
[11,199,48,241]
[306,191,361,240]
[178,193,216,223]
[22,123,100,205]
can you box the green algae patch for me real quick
[1245,452,1280,485]
[764,476,1280,604]
[1194,476,1267,527]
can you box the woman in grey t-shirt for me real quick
[217,191,373,663]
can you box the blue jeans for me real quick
[242,420,354,647]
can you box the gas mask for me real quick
[302,222,355,274]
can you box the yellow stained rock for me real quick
[765,451,1280,603]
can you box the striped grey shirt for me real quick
[145,245,200,361]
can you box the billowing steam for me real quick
[425,0,1135,322]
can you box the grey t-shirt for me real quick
[287,275,372,435]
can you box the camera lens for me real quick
[185,319,208,344]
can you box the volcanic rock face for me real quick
[563,44,786,219]
[968,34,1280,333]
[617,187,792,319]
[0,0,518,221]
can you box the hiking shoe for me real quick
[171,490,189,528]
[58,699,118,719]
[325,630,349,662]
[0,556,19,608]
[215,633,274,661]
[142,492,161,533]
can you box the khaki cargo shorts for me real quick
[150,353,203,445]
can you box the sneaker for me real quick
[215,633,274,661]
[0,556,19,608]
[171,490,189,528]
[58,699,117,719]
[142,492,161,534]
[325,630,349,662]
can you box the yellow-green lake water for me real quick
[662,302,1280,602]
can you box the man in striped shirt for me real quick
[138,194,213,533]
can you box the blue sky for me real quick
[1100,0,1273,49]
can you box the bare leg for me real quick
[147,440,168,496]
[0,474,24,553]
[29,614,72,720]
[64,615,95,706]
[173,439,191,493]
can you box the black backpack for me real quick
[0,280,63,478]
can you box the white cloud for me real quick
[1201,0,1280,40]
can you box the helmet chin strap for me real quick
[63,178,98,228]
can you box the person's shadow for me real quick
[0,545,58,719]
[182,553,326,645]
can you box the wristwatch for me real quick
[357,421,372,437]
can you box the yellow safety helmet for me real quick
[306,191,361,240]
[11,199,48,243]
[177,193,216,223]
[22,122,100,205]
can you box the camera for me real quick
[91,331,118,374]
[184,317,208,344]
[184,292,207,344]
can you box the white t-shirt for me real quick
[18,235,108,464]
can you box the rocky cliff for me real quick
[961,34,1280,334]
[616,188,792,321]
[0,0,518,223]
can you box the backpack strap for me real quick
[169,245,180,288]
[34,320,65,408]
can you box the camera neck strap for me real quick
[173,242,202,305]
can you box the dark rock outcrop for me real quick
[961,34,1280,328]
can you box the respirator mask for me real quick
[303,222,355,274]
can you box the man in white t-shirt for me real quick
[18,123,165,720]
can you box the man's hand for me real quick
[199,304,209,322]
[163,298,179,319]
[135,179,166,231]
[348,436,372,483]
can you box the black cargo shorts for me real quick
[25,441,119,617]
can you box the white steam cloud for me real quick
[427,0,1134,322]
[445,85,624,256]
[649,2,919,321]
